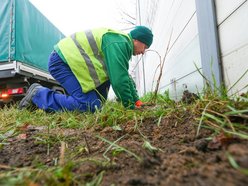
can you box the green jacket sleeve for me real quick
[102,34,137,109]
[129,75,139,102]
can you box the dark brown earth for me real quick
[0,111,248,186]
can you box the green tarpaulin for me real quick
[0,0,64,71]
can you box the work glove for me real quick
[135,100,143,108]
[135,100,156,110]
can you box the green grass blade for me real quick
[227,153,248,175]
[96,135,142,162]
[197,102,212,136]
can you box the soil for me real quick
[0,111,248,186]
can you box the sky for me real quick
[29,0,136,36]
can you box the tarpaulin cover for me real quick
[0,0,14,61]
[0,0,64,71]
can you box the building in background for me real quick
[133,0,248,100]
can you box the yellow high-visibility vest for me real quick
[57,28,131,93]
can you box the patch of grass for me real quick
[0,89,247,185]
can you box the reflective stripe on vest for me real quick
[71,33,101,88]
[85,30,107,73]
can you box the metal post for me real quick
[195,0,223,89]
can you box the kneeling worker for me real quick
[19,26,153,112]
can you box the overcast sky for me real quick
[30,0,136,36]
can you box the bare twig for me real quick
[145,50,162,92]
[84,134,91,154]
[59,141,66,166]
[151,29,173,101]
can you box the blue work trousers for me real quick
[32,51,110,112]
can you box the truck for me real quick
[0,0,65,105]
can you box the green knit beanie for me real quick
[130,26,153,48]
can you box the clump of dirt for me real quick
[181,90,199,104]
[0,113,248,185]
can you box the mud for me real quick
[0,114,248,185]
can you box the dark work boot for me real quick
[18,83,43,110]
